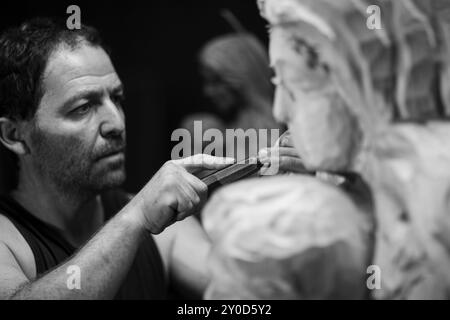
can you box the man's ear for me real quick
[0,117,29,156]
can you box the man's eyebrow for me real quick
[62,84,125,110]
[111,84,125,95]
[62,89,103,110]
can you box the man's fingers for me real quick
[275,131,293,147]
[175,209,195,222]
[278,147,300,158]
[258,147,300,162]
[174,171,209,221]
[181,171,208,203]
[278,156,307,173]
[177,180,200,208]
[258,156,307,175]
[173,154,235,173]
[258,143,308,175]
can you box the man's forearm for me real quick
[9,200,145,300]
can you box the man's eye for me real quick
[72,103,92,116]
[112,94,125,107]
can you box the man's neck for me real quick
[11,168,104,247]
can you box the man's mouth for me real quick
[96,147,126,161]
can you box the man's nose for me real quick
[99,99,125,138]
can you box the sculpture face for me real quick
[268,12,362,171]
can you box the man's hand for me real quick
[258,131,307,175]
[134,154,235,234]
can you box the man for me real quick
[0,18,237,299]
[0,18,302,300]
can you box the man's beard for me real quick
[29,127,126,198]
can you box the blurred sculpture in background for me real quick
[203,0,450,299]
[181,31,284,160]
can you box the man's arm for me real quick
[0,241,30,299]
[155,215,211,299]
[1,200,145,299]
[0,155,234,300]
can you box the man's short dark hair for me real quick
[0,17,106,121]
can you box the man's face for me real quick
[26,43,126,194]
[269,24,361,171]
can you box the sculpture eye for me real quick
[291,38,329,74]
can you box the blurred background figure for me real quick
[181,27,284,160]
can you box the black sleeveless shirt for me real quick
[0,190,167,299]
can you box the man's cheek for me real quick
[45,132,93,162]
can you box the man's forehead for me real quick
[42,44,121,97]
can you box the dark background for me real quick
[0,0,268,194]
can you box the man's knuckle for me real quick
[165,171,180,185]
[199,183,208,194]
[160,193,174,207]
[192,194,201,206]
[180,200,193,212]
[164,160,178,171]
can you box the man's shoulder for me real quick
[0,195,32,245]
[0,213,19,243]
[0,213,36,278]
